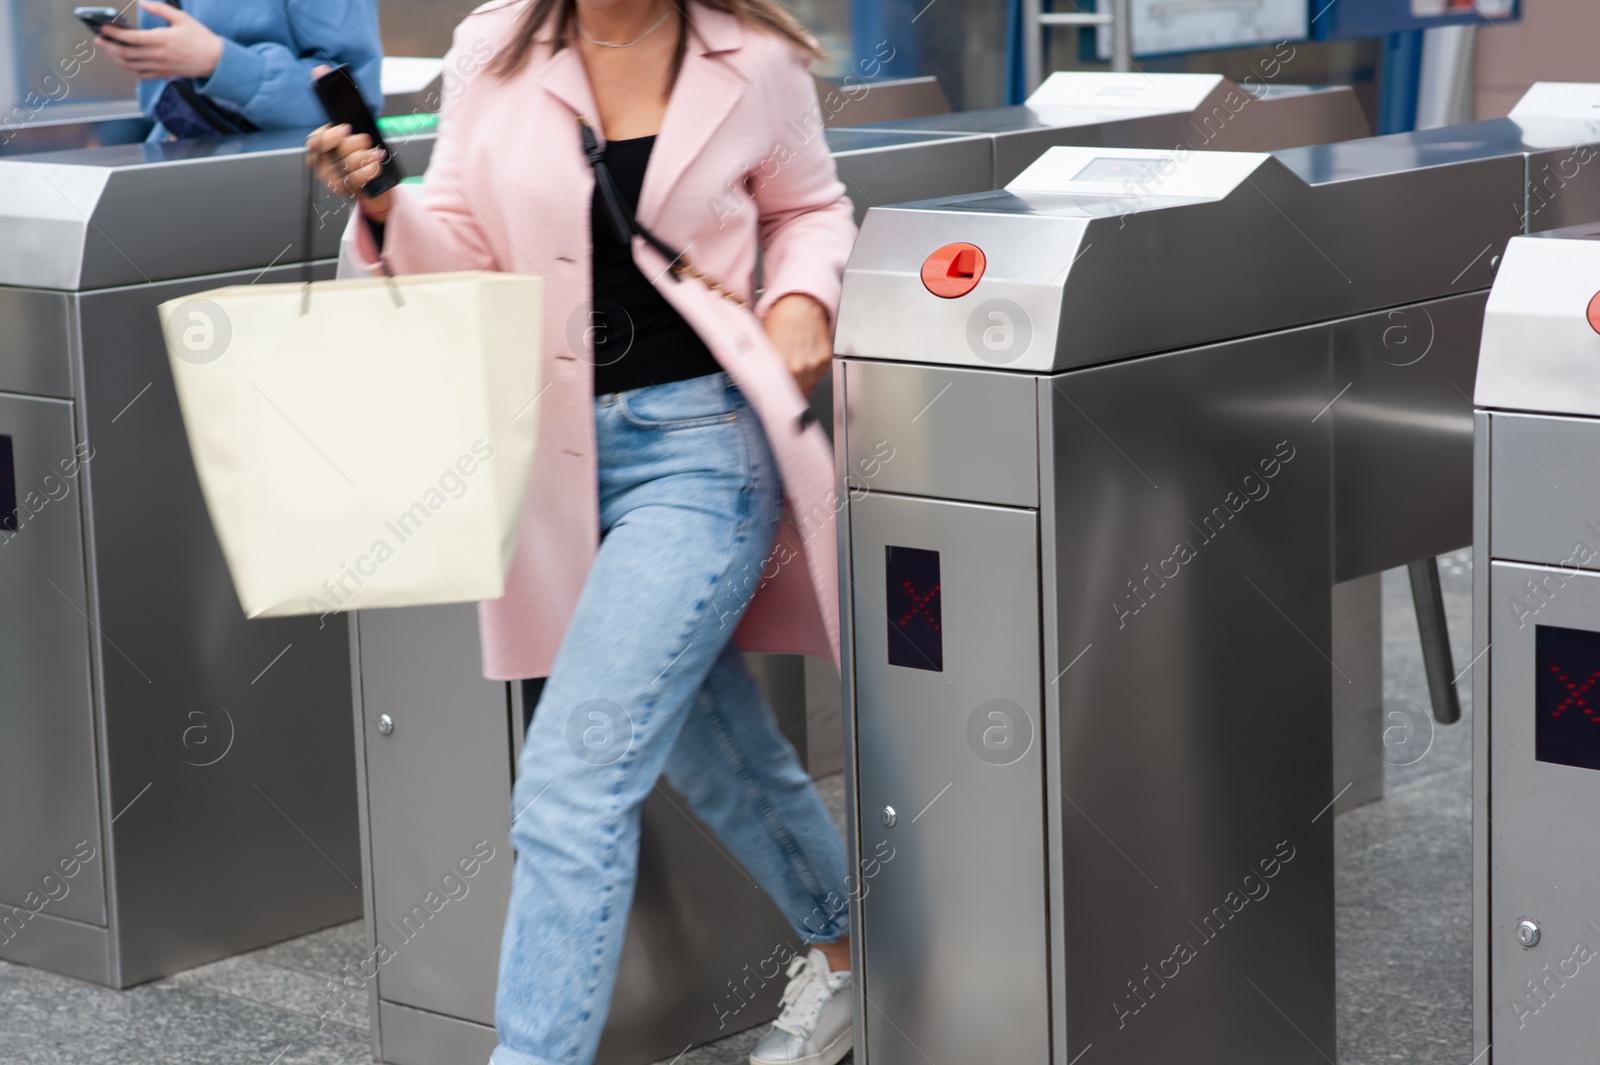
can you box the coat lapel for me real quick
[532,33,601,126]
[636,4,749,225]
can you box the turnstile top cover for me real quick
[836,84,1600,376]
[1478,224,1600,419]
[824,127,983,156]
[1025,72,1225,112]
[859,73,1245,136]
[1275,82,1600,187]
[835,137,1525,373]
[0,131,434,291]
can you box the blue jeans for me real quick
[491,373,849,1065]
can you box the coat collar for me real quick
[532,2,751,223]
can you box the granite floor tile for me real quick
[246,920,369,983]
[0,962,369,1065]
[1336,766,1474,1065]
[1383,550,1476,793]
[652,1023,853,1065]
[653,1024,765,1065]
[169,951,368,1032]
[1337,557,1476,1065]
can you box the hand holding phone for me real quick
[74,6,129,31]
[312,64,402,199]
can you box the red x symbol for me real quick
[896,581,940,632]
[1549,665,1600,721]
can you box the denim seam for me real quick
[701,684,844,942]
[560,725,654,1062]
[504,769,628,1064]
[618,410,739,432]
[584,390,653,1060]
[618,375,738,431]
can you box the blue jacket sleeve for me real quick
[197,0,384,130]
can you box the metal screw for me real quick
[880,805,897,828]
[1517,918,1541,948]
[377,714,394,736]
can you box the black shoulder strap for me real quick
[578,117,684,281]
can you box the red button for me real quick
[921,242,986,299]
[1588,291,1600,335]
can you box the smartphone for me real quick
[313,64,402,198]
[75,6,128,30]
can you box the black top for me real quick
[590,135,721,394]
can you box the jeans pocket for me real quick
[618,373,740,430]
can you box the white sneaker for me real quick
[748,948,853,1065]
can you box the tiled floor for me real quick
[1336,549,1477,1065]
[0,921,372,1065]
[0,555,1478,1065]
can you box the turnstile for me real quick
[1471,223,1600,1065]
[830,85,1600,1062]
[827,71,1369,227]
[848,71,1369,190]
[819,71,1374,785]
[1296,82,1600,738]
[0,123,803,1063]
[336,72,1375,1063]
[0,131,424,986]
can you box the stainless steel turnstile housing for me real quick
[1471,223,1600,1065]
[817,72,1374,785]
[0,132,435,986]
[832,85,1600,1064]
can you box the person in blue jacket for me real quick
[96,0,383,139]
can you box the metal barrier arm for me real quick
[1409,556,1463,724]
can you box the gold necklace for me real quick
[576,8,671,48]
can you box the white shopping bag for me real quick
[159,270,543,619]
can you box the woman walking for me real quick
[307,2,857,1064]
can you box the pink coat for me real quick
[351,0,856,680]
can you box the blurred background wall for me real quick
[0,2,1595,153]
[1475,0,1600,118]
[363,0,1592,134]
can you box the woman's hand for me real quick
[96,0,223,81]
[306,122,394,220]
[763,293,833,399]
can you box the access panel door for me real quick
[0,393,105,930]
[850,491,1049,1065]
[1489,562,1600,1063]
[359,603,798,1065]
[358,602,515,1024]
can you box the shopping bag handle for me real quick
[301,155,405,315]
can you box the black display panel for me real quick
[886,545,942,671]
[1535,624,1600,772]
[0,435,15,533]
